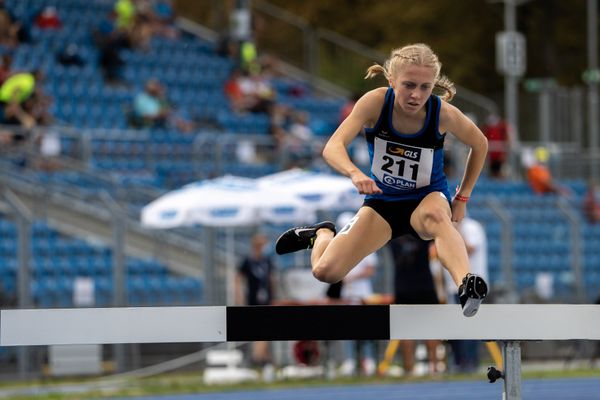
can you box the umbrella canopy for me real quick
[141,175,316,228]
[257,168,364,211]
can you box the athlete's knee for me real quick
[312,261,343,284]
[420,206,450,227]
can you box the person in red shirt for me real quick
[482,113,509,179]
[35,6,62,29]
[0,54,12,85]
[338,93,361,125]
[583,180,600,223]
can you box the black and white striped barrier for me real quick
[2,304,599,400]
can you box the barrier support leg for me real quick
[502,341,522,400]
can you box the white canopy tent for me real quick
[140,170,364,305]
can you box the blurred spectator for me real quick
[335,212,378,377]
[390,235,442,376]
[338,92,361,125]
[224,69,275,115]
[216,33,239,59]
[523,147,571,196]
[268,103,290,147]
[113,0,178,51]
[94,26,129,85]
[283,110,316,167]
[0,126,25,148]
[35,128,62,171]
[56,43,86,67]
[224,69,245,110]
[288,111,314,144]
[0,10,19,48]
[0,70,41,129]
[131,78,170,128]
[235,233,276,367]
[153,0,176,25]
[148,0,179,39]
[130,78,193,132]
[114,0,136,31]
[482,113,510,179]
[0,0,29,46]
[583,180,600,224]
[432,216,488,373]
[34,6,62,29]
[0,54,13,85]
[113,0,152,50]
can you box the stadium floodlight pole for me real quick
[491,0,529,177]
[504,0,518,151]
[588,0,599,182]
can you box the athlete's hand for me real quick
[351,171,383,195]
[451,198,467,223]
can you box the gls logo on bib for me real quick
[372,137,434,190]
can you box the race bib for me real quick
[371,137,434,190]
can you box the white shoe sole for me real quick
[462,297,482,317]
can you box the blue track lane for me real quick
[119,377,600,400]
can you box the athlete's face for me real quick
[389,65,435,114]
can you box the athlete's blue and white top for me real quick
[364,87,451,202]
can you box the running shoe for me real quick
[275,221,336,255]
[458,273,488,317]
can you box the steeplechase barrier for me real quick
[2,304,599,400]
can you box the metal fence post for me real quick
[100,191,127,372]
[486,196,516,296]
[557,198,586,302]
[3,188,33,379]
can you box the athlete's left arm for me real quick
[439,102,488,209]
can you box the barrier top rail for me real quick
[1,304,599,346]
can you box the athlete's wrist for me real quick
[454,186,470,202]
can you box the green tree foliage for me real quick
[266,0,594,93]
[174,0,596,96]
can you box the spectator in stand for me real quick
[523,147,571,196]
[113,0,152,50]
[0,10,19,48]
[56,43,86,67]
[34,6,62,30]
[0,70,40,129]
[224,68,276,114]
[432,215,488,373]
[131,78,194,132]
[0,0,29,46]
[583,180,600,224]
[268,103,291,148]
[482,113,510,179]
[390,235,443,376]
[114,0,136,31]
[148,0,179,40]
[284,110,316,167]
[93,22,129,85]
[335,212,378,377]
[288,111,314,145]
[338,92,361,125]
[0,54,13,85]
[131,78,170,129]
[235,233,276,368]
[114,0,178,51]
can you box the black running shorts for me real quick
[362,198,423,240]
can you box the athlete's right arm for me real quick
[322,89,385,195]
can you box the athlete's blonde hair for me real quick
[365,43,456,102]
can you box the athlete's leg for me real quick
[311,206,391,284]
[410,192,487,317]
[409,192,469,286]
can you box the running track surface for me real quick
[120,377,600,400]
